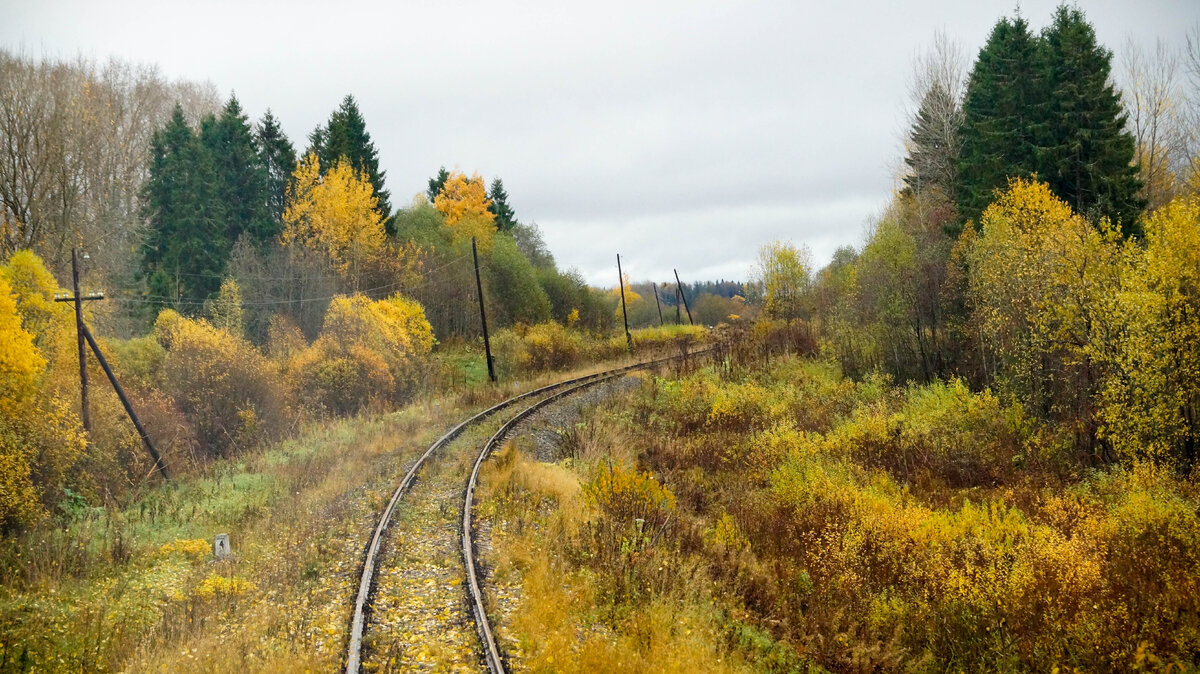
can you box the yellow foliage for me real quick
[292,293,434,413]
[433,171,495,250]
[194,572,255,599]
[265,313,306,360]
[969,178,1122,415]
[158,538,211,560]
[207,277,244,336]
[0,275,45,526]
[754,240,813,321]
[1094,195,1200,463]
[0,275,45,417]
[281,154,386,281]
[584,461,676,525]
[705,512,749,552]
[1,250,75,394]
[154,309,284,456]
[0,272,85,527]
[609,273,642,323]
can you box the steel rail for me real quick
[344,351,695,673]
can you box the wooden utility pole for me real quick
[55,248,168,480]
[651,281,663,326]
[472,237,496,382]
[674,269,693,325]
[616,254,633,352]
[673,283,681,324]
[71,249,91,431]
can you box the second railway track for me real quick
[345,350,705,673]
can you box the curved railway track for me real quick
[345,350,704,673]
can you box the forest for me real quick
[1,3,1200,672]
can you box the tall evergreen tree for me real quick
[256,109,297,231]
[903,80,963,203]
[307,95,391,222]
[1038,5,1143,235]
[488,178,517,232]
[201,95,273,243]
[957,14,1044,228]
[427,166,450,202]
[141,104,228,304]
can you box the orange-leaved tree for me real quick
[282,154,386,286]
[433,171,495,251]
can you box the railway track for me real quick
[345,350,704,673]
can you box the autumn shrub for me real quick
[622,353,1200,670]
[104,335,167,391]
[0,250,76,386]
[291,344,393,416]
[289,293,433,414]
[265,313,306,360]
[0,271,86,530]
[491,321,580,377]
[580,461,679,604]
[1077,464,1200,662]
[154,309,286,458]
[489,328,524,379]
[820,378,1031,488]
[1093,195,1200,467]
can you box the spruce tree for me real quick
[308,95,391,221]
[1038,5,1143,235]
[903,81,962,203]
[141,104,228,304]
[488,178,517,232]
[256,109,297,231]
[957,14,1044,227]
[201,95,273,243]
[427,167,450,202]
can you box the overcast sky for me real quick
[2,1,1196,286]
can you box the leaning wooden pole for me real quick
[80,323,169,480]
[674,268,693,325]
[473,237,497,382]
[617,254,633,353]
[652,281,664,326]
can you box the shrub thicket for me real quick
[154,310,287,457]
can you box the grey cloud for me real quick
[3,0,1195,288]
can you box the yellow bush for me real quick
[158,538,211,561]
[290,293,433,414]
[1095,195,1200,465]
[0,273,85,528]
[0,250,74,383]
[154,309,285,457]
[521,321,580,371]
[194,572,255,599]
[103,335,166,391]
[265,313,306,360]
[584,461,675,528]
[292,343,394,415]
[707,380,775,431]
